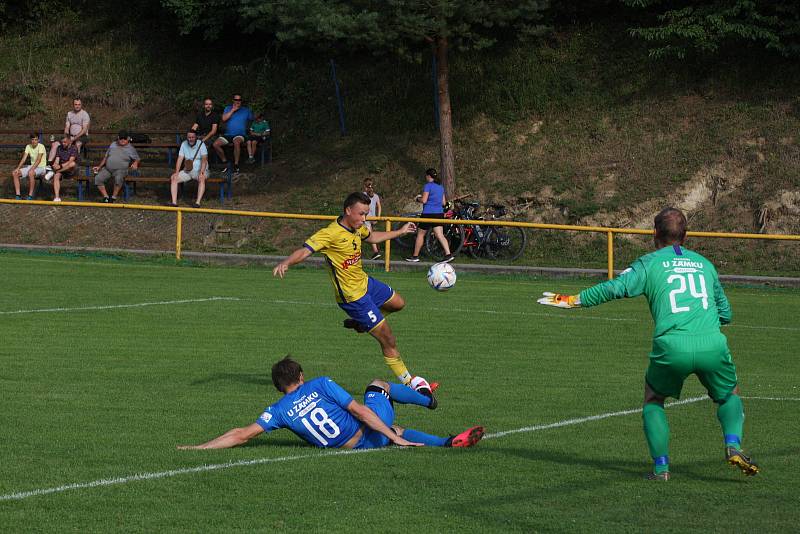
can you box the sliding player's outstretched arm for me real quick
[346,400,422,447]
[178,423,264,450]
[273,247,313,278]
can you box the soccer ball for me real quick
[427,262,456,291]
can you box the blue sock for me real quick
[388,383,431,408]
[401,428,448,447]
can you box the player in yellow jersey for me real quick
[273,192,438,404]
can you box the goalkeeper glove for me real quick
[537,292,581,309]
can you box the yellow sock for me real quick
[384,355,412,384]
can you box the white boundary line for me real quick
[0,297,241,315]
[2,394,796,502]
[0,395,708,503]
[0,448,387,503]
[483,395,706,439]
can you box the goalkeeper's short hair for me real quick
[654,207,687,244]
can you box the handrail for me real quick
[0,199,798,278]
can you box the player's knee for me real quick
[369,379,389,391]
[385,294,404,311]
[392,424,405,436]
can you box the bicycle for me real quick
[392,193,471,259]
[441,199,527,262]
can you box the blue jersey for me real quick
[422,182,445,214]
[222,105,254,137]
[255,377,361,448]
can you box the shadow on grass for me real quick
[191,373,272,387]
[432,445,771,530]
[241,437,307,449]
[486,446,746,484]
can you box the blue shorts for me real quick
[338,277,394,333]
[354,387,395,450]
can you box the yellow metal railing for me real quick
[2,199,799,279]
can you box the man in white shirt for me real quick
[169,130,209,208]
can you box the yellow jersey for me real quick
[304,218,370,303]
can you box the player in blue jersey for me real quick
[178,357,484,450]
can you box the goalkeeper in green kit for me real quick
[538,207,758,481]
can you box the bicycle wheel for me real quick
[424,223,465,260]
[484,226,526,262]
[392,213,419,250]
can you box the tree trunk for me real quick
[435,36,456,198]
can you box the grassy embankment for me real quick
[0,19,799,274]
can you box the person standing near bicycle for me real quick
[405,168,454,263]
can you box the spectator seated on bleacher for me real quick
[49,98,90,163]
[169,130,209,208]
[92,131,140,203]
[49,134,80,202]
[191,98,220,148]
[213,93,254,175]
[11,133,47,200]
[246,113,270,164]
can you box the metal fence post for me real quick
[384,220,391,272]
[176,209,182,260]
[607,231,614,279]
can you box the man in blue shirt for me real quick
[212,93,254,175]
[178,357,484,450]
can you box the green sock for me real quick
[717,393,744,448]
[643,402,670,473]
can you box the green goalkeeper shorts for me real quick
[645,332,738,402]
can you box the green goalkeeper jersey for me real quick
[579,245,732,339]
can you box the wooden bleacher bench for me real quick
[122,173,229,203]
[72,166,231,203]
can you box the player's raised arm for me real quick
[177,423,264,450]
[365,222,417,244]
[273,246,313,278]
[346,400,423,447]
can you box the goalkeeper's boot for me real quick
[446,426,485,448]
[645,471,671,481]
[726,447,759,476]
[410,376,438,410]
[342,318,368,333]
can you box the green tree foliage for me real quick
[623,0,800,58]
[162,0,550,195]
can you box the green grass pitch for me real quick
[0,250,797,532]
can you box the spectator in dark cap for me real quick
[91,131,140,203]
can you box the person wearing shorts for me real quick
[213,94,254,174]
[50,134,80,202]
[246,113,270,164]
[11,133,47,200]
[92,131,140,203]
[537,208,759,480]
[406,168,454,263]
[169,130,209,208]
[273,192,438,398]
[177,357,484,451]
